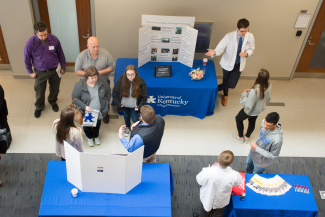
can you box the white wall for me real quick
[0,0,34,76]
[0,0,320,78]
[94,0,320,79]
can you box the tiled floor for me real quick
[1,70,325,157]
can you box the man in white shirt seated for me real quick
[194,150,242,217]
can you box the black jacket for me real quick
[0,85,8,121]
[112,76,148,112]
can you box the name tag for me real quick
[49,46,54,50]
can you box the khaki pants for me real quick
[34,68,61,110]
[143,153,156,163]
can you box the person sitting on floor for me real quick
[118,105,165,163]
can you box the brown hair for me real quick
[218,150,234,167]
[84,66,99,79]
[252,68,270,99]
[121,65,141,98]
[34,22,48,33]
[140,105,155,124]
[237,19,249,29]
[56,108,77,144]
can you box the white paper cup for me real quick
[71,188,78,197]
[203,58,208,66]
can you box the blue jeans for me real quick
[245,152,266,174]
[123,107,139,128]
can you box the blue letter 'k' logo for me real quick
[147,96,156,103]
[84,112,95,122]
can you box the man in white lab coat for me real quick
[206,19,255,106]
[194,150,242,217]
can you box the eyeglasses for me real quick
[238,28,249,34]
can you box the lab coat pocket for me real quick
[242,44,250,53]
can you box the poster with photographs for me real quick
[138,15,197,68]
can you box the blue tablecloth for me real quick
[114,58,218,119]
[225,174,318,217]
[38,161,173,217]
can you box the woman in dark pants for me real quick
[113,65,148,137]
[230,68,271,143]
[72,66,111,147]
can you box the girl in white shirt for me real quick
[52,108,83,161]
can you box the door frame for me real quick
[0,25,10,64]
[290,0,325,79]
[33,0,94,66]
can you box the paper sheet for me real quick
[295,14,311,28]
[56,63,61,78]
[179,26,198,68]
[138,25,152,67]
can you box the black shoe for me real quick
[103,114,109,124]
[193,212,200,217]
[52,104,59,112]
[34,109,42,118]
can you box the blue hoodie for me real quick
[250,119,283,168]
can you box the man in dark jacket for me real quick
[118,105,165,163]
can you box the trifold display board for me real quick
[64,141,144,194]
[139,15,198,68]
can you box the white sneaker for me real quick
[94,137,101,146]
[123,127,130,137]
[230,134,244,143]
[88,138,94,147]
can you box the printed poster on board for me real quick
[139,15,198,68]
